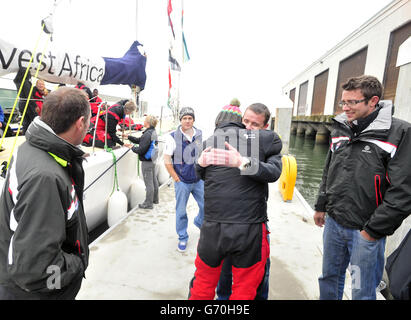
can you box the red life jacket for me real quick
[119,117,134,126]
[88,105,121,143]
[33,90,44,116]
[90,96,103,115]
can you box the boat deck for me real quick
[77,181,327,300]
[0,135,26,163]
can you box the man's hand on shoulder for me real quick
[197,147,212,167]
[197,142,243,168]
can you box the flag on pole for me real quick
[169,49,181,71]
[167,0,175,39]
[167,66,172,109]
[181,1,190,62]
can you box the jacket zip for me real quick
[374,174,382,206]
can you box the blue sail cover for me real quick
[101,41,147,89]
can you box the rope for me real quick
[105,146,120,195]
[83,147,132,193]
[6,31,52,170]
[0,97,44,101]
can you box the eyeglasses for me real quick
[338,98,367,107]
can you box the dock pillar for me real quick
[274,97,293,154]
[305,124,317,140]
[315,124,330,144]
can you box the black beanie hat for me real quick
[179,107,195,121]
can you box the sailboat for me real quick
[0,1,173,231]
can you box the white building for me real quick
[282,0,411,117]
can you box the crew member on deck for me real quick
[0,104,5,137]
[75,82,93,101]
[90,89,103,116]
[13,68,39,134]
[82,99,136,148]
[33,79,48,116]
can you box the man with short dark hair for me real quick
[0,87,91,299]
[189,102,282,300]
[164,107,204,253]
[314,75,411,300]
[215,102,273,300]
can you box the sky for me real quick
[0,0,393,134]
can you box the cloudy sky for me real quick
[1,0,393,132]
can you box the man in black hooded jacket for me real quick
[189,103,282,300]
[314,75,411,300]
[0,87,91,299]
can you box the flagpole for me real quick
[133,0,140,119]
[176,69,181,124]
[135,0,139,40]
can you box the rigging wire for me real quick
[6,31,53,169]
[0,23,47,150]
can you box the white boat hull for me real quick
[82,147,139,230]
[0,135,170,232]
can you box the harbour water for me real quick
[288,134,329,209]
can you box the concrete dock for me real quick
[77,180,328,300]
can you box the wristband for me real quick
[238,157,251,171]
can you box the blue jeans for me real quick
[174,180,204,242]
[216,226,270,300]
[319,216,386,300]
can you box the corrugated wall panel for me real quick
[334,47,368,114]
[297,81,308,116]
[311,69,329,115]
[289,88,296,115]
[383,20,411,103]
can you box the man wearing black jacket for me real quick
[314,75,411,300]
[0,87,90,299]
[189,103,282,300]
[13,68,39,134]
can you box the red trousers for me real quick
[189,222,269,300]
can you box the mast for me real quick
[135,0,139,40]
[132,0,141,117]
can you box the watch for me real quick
[239,157,252,171]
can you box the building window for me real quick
[334,47,368,114]
[311,69,329,115]
[297,81,308,116]
[383,20,411,103]
[289,88,296,115]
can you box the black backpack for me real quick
[385,228,411,300]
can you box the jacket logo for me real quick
[362,145,372,154]
[244,133,256,139]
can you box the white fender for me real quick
[107,190,128,227]
[128,178,146,209]
[156,162,170,186]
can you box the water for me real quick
[288,135,329,209]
